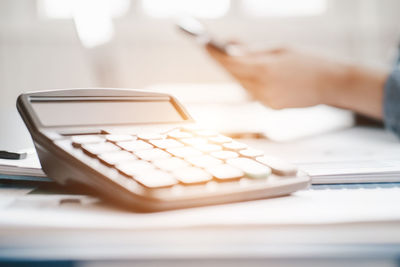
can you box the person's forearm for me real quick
[322,63,388,120]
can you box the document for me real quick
[0,184,400,229]
[300,159,400,184]
[0,148,48,181]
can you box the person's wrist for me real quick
[320,62,387,119]
[318,61,352,108]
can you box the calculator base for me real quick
[35,140,310,212]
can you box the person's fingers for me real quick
[245,46,288,58]
[267,47,288,54]
[206,43,256,78]
[205,43,236,65]
[222,40,248,56]
[235,79,256,96]
[225,39,243,46]
[207,47,268,91]
[228,65,258,81]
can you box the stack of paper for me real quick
[299,159,400,184]
[0,148,48,181]
[1,185,400,229]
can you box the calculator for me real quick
[17,89,310,211]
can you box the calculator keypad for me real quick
[106,134,135,143]
[117,140,153,152]
[227,158,271,179]
[153,157,189,172]
[186,155,222,168]
[64,127,298,191]
[72,135,104,146]
[222,141,248,151]
[256,155,298,176]
[134,170,177,188]
[150,139,184,149]
[116,160,154,177]
[82,142,120,156]
[173,167,212,184]
[135,148,171,161]
[167,147,203,158]
[98,150,136,166]
[210,151,239,160]
[206,164,244,181]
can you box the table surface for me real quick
[1,126,400,265]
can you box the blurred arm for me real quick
[206,44,388,120]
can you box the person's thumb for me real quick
[205,43,230,63]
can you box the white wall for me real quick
[0,0,399,149]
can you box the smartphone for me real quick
[177,17,232,55]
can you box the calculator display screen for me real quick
[31,100,186,127]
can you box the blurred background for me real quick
[1,0,400,149]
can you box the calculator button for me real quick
[72,135,104,146]
[210,151,239,160]
[256,156,297,176]
[181,125,204,132]
[209,135,232,144]
[116,160,154,177]
[153,157,189,171]
[150,139,184,149]
[137,133,166,141]
[98,151,136,166]
[239,148,264,158]
[173,167,212,184]
[167,130,192,139]
[167,147,203,158]
[227,158,271,179]
[223,141,248,151]
[117,140,153,152]
[206,164,244,181]
[186,155,222,168]
[180,138,208,146]
[195,130,218,137]
[193,143,222,153]
[133,170,177,188]
[106,134,135,142]
[135,148,171,161]
[82,142,120,156]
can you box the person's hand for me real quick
[207,45,328,109]
[206,43,388,119]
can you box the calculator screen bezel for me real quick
[17,89,194,133]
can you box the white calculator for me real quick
[17,89,310,211]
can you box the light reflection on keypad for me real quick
[69,127,297,189]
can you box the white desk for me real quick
[0,126,400,266]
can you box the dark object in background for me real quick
[355,114,384,128]
[0,151,27,160]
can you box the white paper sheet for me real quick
[1,185,400,230]
[0,148,45,177]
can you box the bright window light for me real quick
[72,0,115,48]
[38,0,73,19]
[38,0,130,48]
[142,0,230,18]
[38,0,130,19]
[241,0,327,17]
